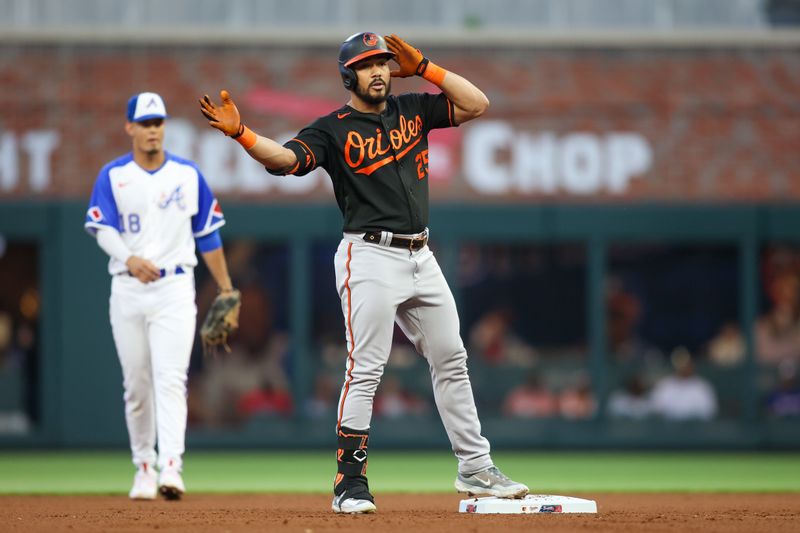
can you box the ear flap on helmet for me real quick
[340,64,357,90]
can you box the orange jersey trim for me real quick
[290,137,317,170]
[447,97,454,127]
[337,243,355,432]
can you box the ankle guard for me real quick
[336,426,369,478]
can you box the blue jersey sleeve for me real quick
[192,170,226,237]
[196,229,222,252]
[84,167,121,235]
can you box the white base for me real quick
[459,494,597,514]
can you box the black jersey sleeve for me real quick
[266,127,328,177]
[418,92,457,132]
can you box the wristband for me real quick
[418,58,447,86]
[231,123,257,150]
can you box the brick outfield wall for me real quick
[0,44,798,202]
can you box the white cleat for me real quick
[129,463,158,501]
[331,493,377,514]
[455,466,529,499]
[158,466,185,501]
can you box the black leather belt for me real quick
[363,231,428,251]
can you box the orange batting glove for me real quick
[385,34,424,78]
[385,34,447,85]
[199,90,256,149]
[199,90,242,136]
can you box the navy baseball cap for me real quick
[127,92,168,122]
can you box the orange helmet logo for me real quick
[363,33,378,47]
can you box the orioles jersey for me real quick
[84,152,225,275]
[270,92,456,234]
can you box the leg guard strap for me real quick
[337,426,369,477]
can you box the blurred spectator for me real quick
[387,323,422,368]
[606,279,663,363]
[651,349,718,421]
[236,380,293,418]
[756,271,800,364]
[0,312,31,434]
[502,372,558,418]
[198,284,291,427]
[305,374,338,419]
[387,342,419,368]
[185,376,208,428]
[320,340,348,369]
[558,374,596,420]
[607,374,653,420]
[457,243,490,288]
[468,307,538,366]
[15,319,38,424]
[0,312,20,368]
[706,322,745,366]
[320,325,419,370]
[373,375,430,418]
[766,361,800,417]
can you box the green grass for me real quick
[0,451,798,495]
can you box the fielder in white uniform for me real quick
[85,92,235,501]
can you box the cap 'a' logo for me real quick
[146,97,158,108]
[363,33,378,47]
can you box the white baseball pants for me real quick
[109,273,196,471]
[334,233,493,475]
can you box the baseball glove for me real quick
[200,289,241,356]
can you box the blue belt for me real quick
[159,266,185,277]
[120,266,186,277]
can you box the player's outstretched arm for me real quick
[199,90,298,173]
[385,34,489,125]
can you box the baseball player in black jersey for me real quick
[200,31,528,514]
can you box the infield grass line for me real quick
[0,451,797,495]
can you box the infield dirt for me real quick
[1,493,798,532]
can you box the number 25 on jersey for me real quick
[415,149,429,180]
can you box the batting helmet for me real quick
[338,32,395,90]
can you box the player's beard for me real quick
[355,77,392,105]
